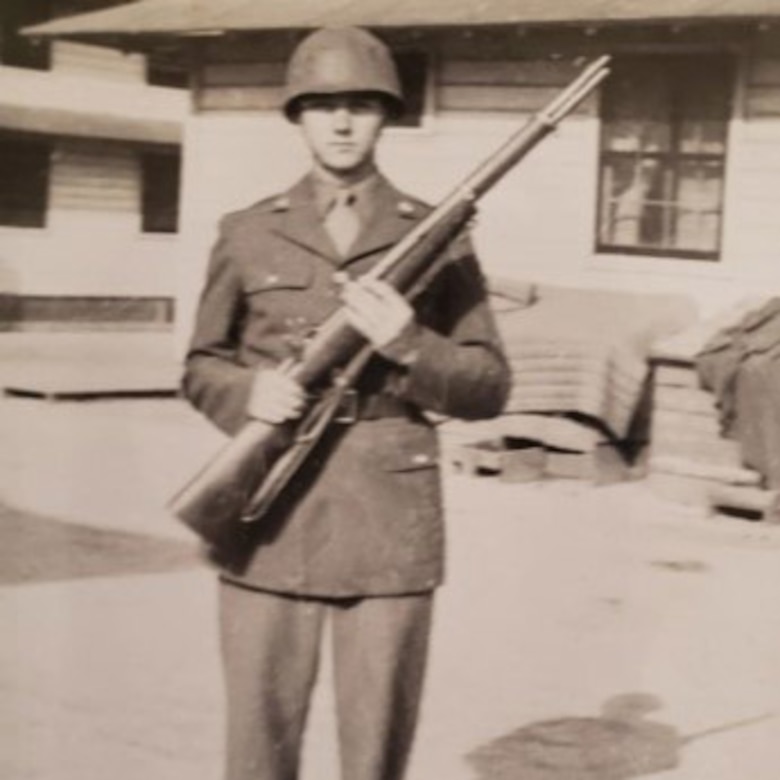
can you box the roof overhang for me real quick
[0,103,180,145]
[24,0,780,49]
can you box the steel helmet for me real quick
[283,27,404,121]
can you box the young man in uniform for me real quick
[182,26,510,780]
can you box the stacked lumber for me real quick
[491,283,697,440]
[647,297,780,519]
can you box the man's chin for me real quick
[323,158,361,173]
[320,159,370,177]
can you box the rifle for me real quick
[169,55,611,548]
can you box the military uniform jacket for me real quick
[183,173,510,598]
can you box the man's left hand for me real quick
[340,277,414,351]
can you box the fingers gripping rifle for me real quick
[169,56,611,548]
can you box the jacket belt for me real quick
[334,389,413,423]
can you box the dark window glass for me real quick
[0,135,50,228]
[390,51,429,128]
[141,150,181,234]
[0,0,52,70]
[146,59,188,89]
[597,54,734,260]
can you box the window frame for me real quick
[595,52,736,262]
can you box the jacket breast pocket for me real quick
[243,261,315,321]
[244,261,313,295]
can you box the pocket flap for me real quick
[380,446,438,473]
[244,262,313,293]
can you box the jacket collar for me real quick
[270,172,422,267]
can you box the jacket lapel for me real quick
[345,177,420,266]
[270,176,340,263]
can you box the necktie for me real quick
[325,189,360,256]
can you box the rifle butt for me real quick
[168,420,293,547]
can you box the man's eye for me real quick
[302,99,332,112]
[348,100,379,114]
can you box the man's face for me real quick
[297,93,387,177]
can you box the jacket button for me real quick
[412,453,430,465]
[266,274,279,284]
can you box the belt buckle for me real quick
[334,388,359,424]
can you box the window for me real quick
[389,51,429,128]
[0,0,52,70]
[140,149,181,234]
[0,135,50,228]
[597,54,735,260]
[146,58,188,89]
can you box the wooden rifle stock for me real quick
[169,56,611,547]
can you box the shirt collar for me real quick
[311,169,382,223]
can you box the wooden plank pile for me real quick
[647,299,780,522]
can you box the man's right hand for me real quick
[247,367,307,424]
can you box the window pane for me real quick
[0,0,52,70]
[603,119,671,154]
[673,160,724,252]
[141,150,181,234]
[600,157,668,248]
[147,59,188,89]
[677,57,733,154]
[0,135,50,228]
[388,51,428,128]
[602,58,672,153]
[679,120,728,155]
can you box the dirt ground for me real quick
[2,385,780,780]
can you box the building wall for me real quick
[0,41,186,311]
[176,41,780,347]
[725,55,780,286]
[0,138,179,299]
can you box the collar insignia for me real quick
[397,200,416,218]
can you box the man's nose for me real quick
[332,106,353,132]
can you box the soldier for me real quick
[182,26,510,780]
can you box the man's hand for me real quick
[247,367,307,424]
[340,277,414,350]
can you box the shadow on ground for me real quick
[466,693,678,780]
[0,502,202,585]
[466,692,776,780]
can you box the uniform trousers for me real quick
[219,580,434,780]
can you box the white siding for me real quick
[714,56,780,303]
[51,41,146,83]
[50,141,139,213]
[0,138,178,299]
[198,62,284,112]
[0,42,186,302]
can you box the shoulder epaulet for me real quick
[244,193,291,215]
[395,192,432,219]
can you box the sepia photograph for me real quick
[2,1,780,779]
